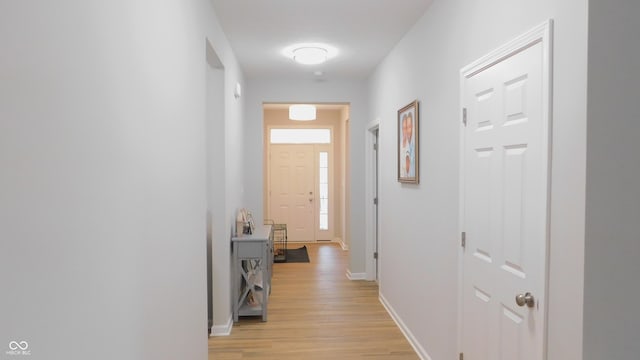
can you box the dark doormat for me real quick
[283,246,310,263]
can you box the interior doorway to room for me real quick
[374,128,379,281]
[205,39,225,336]
[263,104,349,245]
[365,122,379,282]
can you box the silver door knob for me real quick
[515,292,535,308]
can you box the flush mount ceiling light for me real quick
[293,47,327,65]
[282,43,338,65]
[289,104,316,121]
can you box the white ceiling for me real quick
[211,0,433,81]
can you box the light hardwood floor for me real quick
[209,242,419,359]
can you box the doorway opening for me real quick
[263,103,350,246]
[365,120,380,281]
[205,39,228,336]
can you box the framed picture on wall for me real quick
[397,100,419,184]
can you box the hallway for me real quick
[209,243,418,359]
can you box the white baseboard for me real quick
[210,316,233,336]
[339,238,349,250]
[379,293,433,360]
[346,269,366,280]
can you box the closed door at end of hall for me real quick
[270,145,315,242]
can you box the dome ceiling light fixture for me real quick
[289,104,317,121]
[282,43,338,65]
[293,47,327,65]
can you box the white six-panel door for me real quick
[270,144,316,242]
[460,21,552,360]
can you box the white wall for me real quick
[584,0,640,358]
[0,0,244,358]
[245,78,368,273]
[368,0,587,359]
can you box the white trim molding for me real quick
[346,269,366,280]
[379,293,433,360]
[364,119,380,281]
[211,316,233,336]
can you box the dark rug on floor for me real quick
[283,246,310,263]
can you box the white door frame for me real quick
[458,20,553,358]
[365,119,380,281]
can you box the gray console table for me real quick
[231,224,273,322]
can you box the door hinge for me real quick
[373,197,378,205]
[459,352,464,360]
[373,143,378,151]
[461,232,466,248]
[373,252,378,259]
[462,108,467,126]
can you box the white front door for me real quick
[270,144,315,242]
[460,22,551,360]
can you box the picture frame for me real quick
[397,100,419,184]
